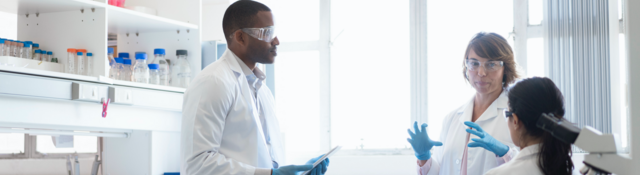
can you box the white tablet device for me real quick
[301,145,342,175]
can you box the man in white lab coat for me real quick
[180,1,329,175]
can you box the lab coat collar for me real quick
[222,50,245,78]
[458,90,509,123]
[514,143,540,160]
[232,52,267,82]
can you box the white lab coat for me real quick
[426,92,517,175]
[180,50,285,175]
[484,144,543,175]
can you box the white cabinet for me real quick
[0,0,201,174]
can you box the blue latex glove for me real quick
[464,121,509,157]
[272,165,313,175]
[407,121,443,160]
[305,154,330,175]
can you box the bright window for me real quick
[619,33,628,150]
[330,0,410,150]
[427,0,514,141]
[528,0,543,25]
[0,133,24,154]
[526,38,544,77]
[36,135,98,154]
[257,0,319,42]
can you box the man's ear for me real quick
[233,30,247,46]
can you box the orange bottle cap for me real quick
[67,48,76,52]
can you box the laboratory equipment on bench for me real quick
[122,59,132,81]
[172,50,192,88]
[21,42,30,59]
[67,155,73,175]
[536,113,631,175]
[151,48,170,85]
[74,155,80,175]
[108,48,115,79]
[46,51,53,62]
[91,155,101,175]
[67,48,76,74]
[33,50,42,61]
[133,53,149,83]
[114,57,124,80]
[86,53,94,76]
[149,63,160,85]
[0,39,4,56]
[31,43,39,59]
[77,51,85,75]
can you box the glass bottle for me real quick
[133,53,149,84]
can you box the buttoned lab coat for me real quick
[426,92,517,175]
[180,50,285,175]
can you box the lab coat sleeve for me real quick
[183,75,257,175]
[495,146,516,165]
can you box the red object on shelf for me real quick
[108,0,125,7]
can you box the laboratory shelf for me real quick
[107,4,199,34]
[112,80,186,93]
[9,0,198,34]
[0,63,105,84]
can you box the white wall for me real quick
[0,10,17,39]
[201,1,231,42]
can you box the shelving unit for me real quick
[0,0,201,174]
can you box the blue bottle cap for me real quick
[35,50,41,54]
[153,48,165,55]
[0,39,4,44]
[23,43,31,47]
[47,51,52,55]
[41,50,46,53]
[87,53,93,56]
[135,53,147,60]
[33,43,39,47]
[123,59,132,65]
[77,52,83,56]
[148,63,159,69]
[108,47,114,54]
[119,52,129,58]
[115,57,123,63]
[24,41,32,44]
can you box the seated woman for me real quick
[485,77,573,175]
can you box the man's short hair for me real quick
[222,0,271,43]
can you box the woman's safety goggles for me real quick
[466,60,504,72]
[241,26,277,43]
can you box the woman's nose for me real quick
[477,67,487,77]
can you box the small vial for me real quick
[39,50,46,61]
[31,43,39,59]
[77,52,85,75]
[21,43,31,59]
[121,59,132,81]
[16,42,24,58]
[46,51,53,62]
[148,64,160,85]
[67,48,76,74]
[33,50,42,62]
[0,39,5,56]
[86,52,94,76]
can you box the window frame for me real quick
[0,134,101,159]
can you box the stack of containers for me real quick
[150,48,169,85]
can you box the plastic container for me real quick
[148,64,160,85]
[46,51,53,62]
[31,43,39,59]
[77,52,85,75]
[0,39,4,56]
[122,59,132,81]
[16,42,23,58]
[67,48,76,74]
[172,50,192,88]
[40,50,46,61]
[114,57,124,80]
[33,50,42,62]
[133,53,149,83]
[86,53,94,76]
[21,42,31,59]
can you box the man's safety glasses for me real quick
[238,26,277,43]
[466,60,504,72]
